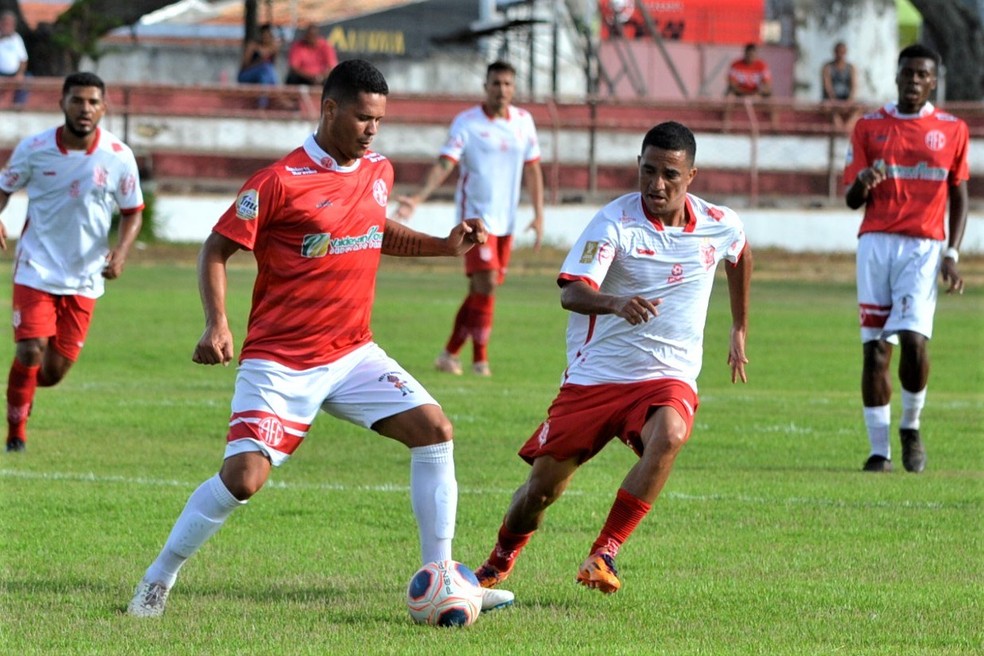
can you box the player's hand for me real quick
[857,160,887,191]
[940,258,964,295]
[446,218,487,255]
[526,214,544,253]
[102,250,126,279]
[615,296,661,325]
[193,324,235,366]
[728,325,748,383]
[392,195,418,223]
[0,220,6,251]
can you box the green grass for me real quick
[0,251,981,655]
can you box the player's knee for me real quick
[863,341,892,370]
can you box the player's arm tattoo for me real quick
[381,229,425,256]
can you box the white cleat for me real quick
[127,578,171,617]
[479,586,514,612]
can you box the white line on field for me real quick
[0,469,967,510]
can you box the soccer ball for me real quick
[406,560,483,627]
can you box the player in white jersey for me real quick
[0,72,144,452]
[394,60,545,376]
[473,122,752,594]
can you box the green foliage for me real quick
[110,185,158,243]
[0,258,981,655]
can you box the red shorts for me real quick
[518,379,699,465]
[465,234,512,285]
[11,284,97,362]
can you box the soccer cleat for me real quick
[862,455,893,473]
[434,351,463,375]
[471,362,492,377]
[479,586,514,612]
[127,578,171,617]
[5,437,25,453]
[899,429,926,473]
[576,552,621,594]
[474,562,511,589]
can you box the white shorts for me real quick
[856,232,941,344]
[223,342,439,466]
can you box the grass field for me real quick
[0,247,981,655]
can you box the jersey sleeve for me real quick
[558,210,619,289]
[722,211,748,264]
[212,168,284,250]
[0,137,33,194]
[523,114,541,163]
[438,114,468,163]
[114,148,145,213]
[949,120,970,184]
[842,122,870,187]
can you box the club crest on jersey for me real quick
[373,178,389,206]
[700,240,716,270]
[92,166,108,188]
[379,372,414,396]
[580,241,599,263]
[120,175,136,196]
[924,130,946,151]
[235,189,260,220]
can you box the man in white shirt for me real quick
[0,11,28,106]
[0,72,144,452]
[471,121,753,595]
[394,60,545,377]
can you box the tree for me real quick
[908,0,984,100]
[2,0,198,75]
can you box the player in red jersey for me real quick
[473,122,752,594]
[128,60,513,617]
[844,44,969,474]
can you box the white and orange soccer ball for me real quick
[406,560,483,627]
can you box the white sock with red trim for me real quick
[410,441,457,565]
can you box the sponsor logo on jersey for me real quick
[302,233,332,258]
[636,247,656,256]
[580,241,599,263]
[302,225,385,258]
[286,165,319,176]
[536,420,550,446]
[924,130,946,151]
[120,175,136,197]
[379,372,414,397]
[884,161,947,182]
[372,178,389,206]
[42,170,56,176]
[235,189,260,220]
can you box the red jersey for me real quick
[727,59,771,95]
[213,134,394,369]
[844,103,969,240]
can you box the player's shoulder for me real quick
[96,129,135,157]
[453,105,486,124]
[15,126,57,153]
[930,108,968,127]
[688,194,741,225]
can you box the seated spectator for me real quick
[727,43,772,98]
[237,23,279,87]
[0,10,29,107]
[286,24,337,86]
[821,41,860,131]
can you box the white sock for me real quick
[144,474,245,587]
[863,405,892,458]
[410,441,457,565]
[900,388,927,430]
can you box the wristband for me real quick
[944,247,959,263]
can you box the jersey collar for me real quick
[883,101,935,119]
[55,126,101,155]
[639,194,697,232]
[303,133,361,173]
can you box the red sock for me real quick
[486,523,533,572]
[445,295,475,355]
[590,488,652,557]
[7,360,40,442]
[469,293,495,363]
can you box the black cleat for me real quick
[5,437,25,453]
[899,429,926,473]
[862,454,892,472]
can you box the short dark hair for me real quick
[321,59,389,104]
[641,121,697,164]
[487,60,516,79]
[898,44,941,69]
[62,72,106,97]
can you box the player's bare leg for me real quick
[861,339,894,472]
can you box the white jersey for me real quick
[1,126,143,298]
[559,192,747,389]
[439,104,541,236]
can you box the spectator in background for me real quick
[286,24,338,86]
[821,41,860,131]
[726,43,772,98]
[0,10,29,107]
[724,43,775,131]
[237,23,279,87]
